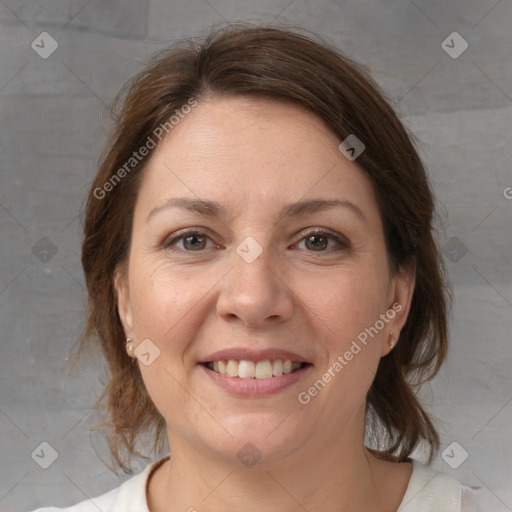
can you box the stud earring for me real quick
[389,333,397,350]
[125,337,135,354]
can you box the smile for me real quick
[203,359,310,379]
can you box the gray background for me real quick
[0,0,511,510]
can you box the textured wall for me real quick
[0,1,511,510]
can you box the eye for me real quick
[161,227,349,253]
[294,228,349,252]
[162,229,219,252]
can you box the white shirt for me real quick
[30,456,503,512]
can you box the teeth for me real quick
[226,359,239,377]
[208,359,306,379]
[272,359,283,376]
[255,360,273,379]
[238,360,255,378]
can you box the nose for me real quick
[216,248,294,329]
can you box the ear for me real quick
[113,264,134,339]
[381,262,416,357]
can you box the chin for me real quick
[200,412,310,468]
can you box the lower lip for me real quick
[199,363,312,397]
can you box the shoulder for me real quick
[399,459,507,512]
[28,456,170,512]
[461,484,509,512]
[398,459,461,511]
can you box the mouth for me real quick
[199,355,313,397]
[198,348,313,397]
[202,359,312,379]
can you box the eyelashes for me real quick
[161,227,350,254]
[161,229,219,252]
[293,228,350,252]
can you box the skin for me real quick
[115,96,416,512]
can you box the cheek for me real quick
[307,265,390,386]
[128,259,199,348]
[305,274,387,420]
[314,268,389,334]
[129,264,201,421]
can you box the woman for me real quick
[31,24,496,512]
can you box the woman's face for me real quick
[115,97,414,466]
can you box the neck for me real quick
[148,414,409,512]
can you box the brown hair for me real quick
[75,23,450,473]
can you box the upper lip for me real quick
[198,348,310,364]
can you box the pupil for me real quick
[186,235,204,250]
[308,235,327,250]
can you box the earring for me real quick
[125,337,135,355]
[389,333,397,350]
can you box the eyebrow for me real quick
[146,197,367,223]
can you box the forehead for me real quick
[136,96,379,222]
[153,95,339,164]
